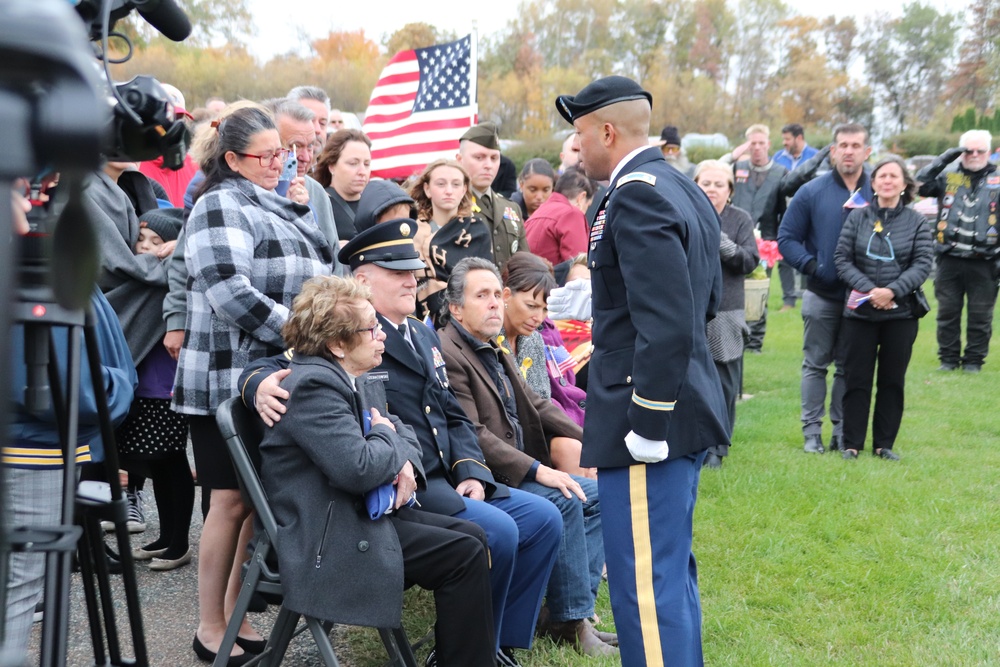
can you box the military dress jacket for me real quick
[583,147,731,469]
[473,189,528,271]
[440,321,583,487]
[259,354,425,629]
[377,314,506,515]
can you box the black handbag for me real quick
[912,286,930,318]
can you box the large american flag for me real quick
[362,35,477,180]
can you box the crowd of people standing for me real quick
[5,70,998,667]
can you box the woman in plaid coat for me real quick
[171,102,332,665]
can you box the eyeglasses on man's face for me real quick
[964,148,989,156]
[236,148,291,167]
[355,322,384,340]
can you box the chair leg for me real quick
[213,551,266,667]
[306,617,341,667]
[377,627,418,667]
[259,606,299,667]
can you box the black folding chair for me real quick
[214,397,418,667]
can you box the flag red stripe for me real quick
[371,139,462,159]
[365,117,473,140]
[373,72,421,87]
[386,50,417,65]
[364,109,419,124]
[366,94,418,108]
[373,165,429,179]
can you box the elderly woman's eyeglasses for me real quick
[235,148,290,167]
[355,322,384,340]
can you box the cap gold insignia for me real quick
[358,254,364,262]
[399,222,411,237]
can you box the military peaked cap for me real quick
[337,218,427,271]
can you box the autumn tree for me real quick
[945,0,1000,114]
[862,3,957,133]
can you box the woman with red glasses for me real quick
[174,101,333,665]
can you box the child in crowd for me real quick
[118,208,195,570]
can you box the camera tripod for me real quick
[2,189,149,667]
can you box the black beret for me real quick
[337,218,427,272]
[555,76,652,125]
[460,122,501,150]
[138,207,183,242]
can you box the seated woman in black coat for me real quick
[260,275,495,666]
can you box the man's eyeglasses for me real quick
[356,322,384,340]
[235,148,291,167]
[866,231,895,262]
[965,148,989,155]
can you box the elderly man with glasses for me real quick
[916,129,1000,373]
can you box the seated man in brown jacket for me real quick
[439,257,616,657]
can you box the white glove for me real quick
[548,279,592,320]
[625,430,670,463]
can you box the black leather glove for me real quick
[917,147,966,185]
[780,144,832,199]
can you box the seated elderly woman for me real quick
[259,275,496,666]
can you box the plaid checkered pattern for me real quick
[172,178,333,414]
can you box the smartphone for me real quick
[275,146,298,197]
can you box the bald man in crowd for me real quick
[556,76,729,667]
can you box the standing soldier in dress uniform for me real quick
[556,76,730,667]
[456,123,528,271]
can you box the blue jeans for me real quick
[454,488,561,648]
[519,475,602,622]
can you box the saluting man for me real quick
[556,77,730,667]
[456,122,528,272]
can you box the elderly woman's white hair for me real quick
[959,129,992,150]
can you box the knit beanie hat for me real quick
[139,207,183,242]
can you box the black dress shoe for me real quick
[842,449,858,460]
[874,448,900,461]
[235,636,266,654]
[804,435,824,454]
[497,647,523,667]
[829,435,842,452]
[192,635,254,666]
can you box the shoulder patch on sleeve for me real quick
[616,172,657,188]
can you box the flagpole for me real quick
[470,22,479,125]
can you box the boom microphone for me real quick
[132,0,193,42]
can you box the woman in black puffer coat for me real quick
[834,154,934,461]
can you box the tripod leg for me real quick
[82,315,149,667]
[76,516,109,664]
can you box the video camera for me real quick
[0,1,193,665]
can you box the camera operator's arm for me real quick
[162,220,188,359]
[83,171,167,288]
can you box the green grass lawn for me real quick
[344,273,1000,666]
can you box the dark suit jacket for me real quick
[440,321,583,487]
[377,314,504,515]
[259,354,424,628]
[585,146,730,468]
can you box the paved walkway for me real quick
[25,488,353,667]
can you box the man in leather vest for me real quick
[723,124,788,350]
[916,130,1000,373]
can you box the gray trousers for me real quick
[800,290,846,437]
[2,467,64,660]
